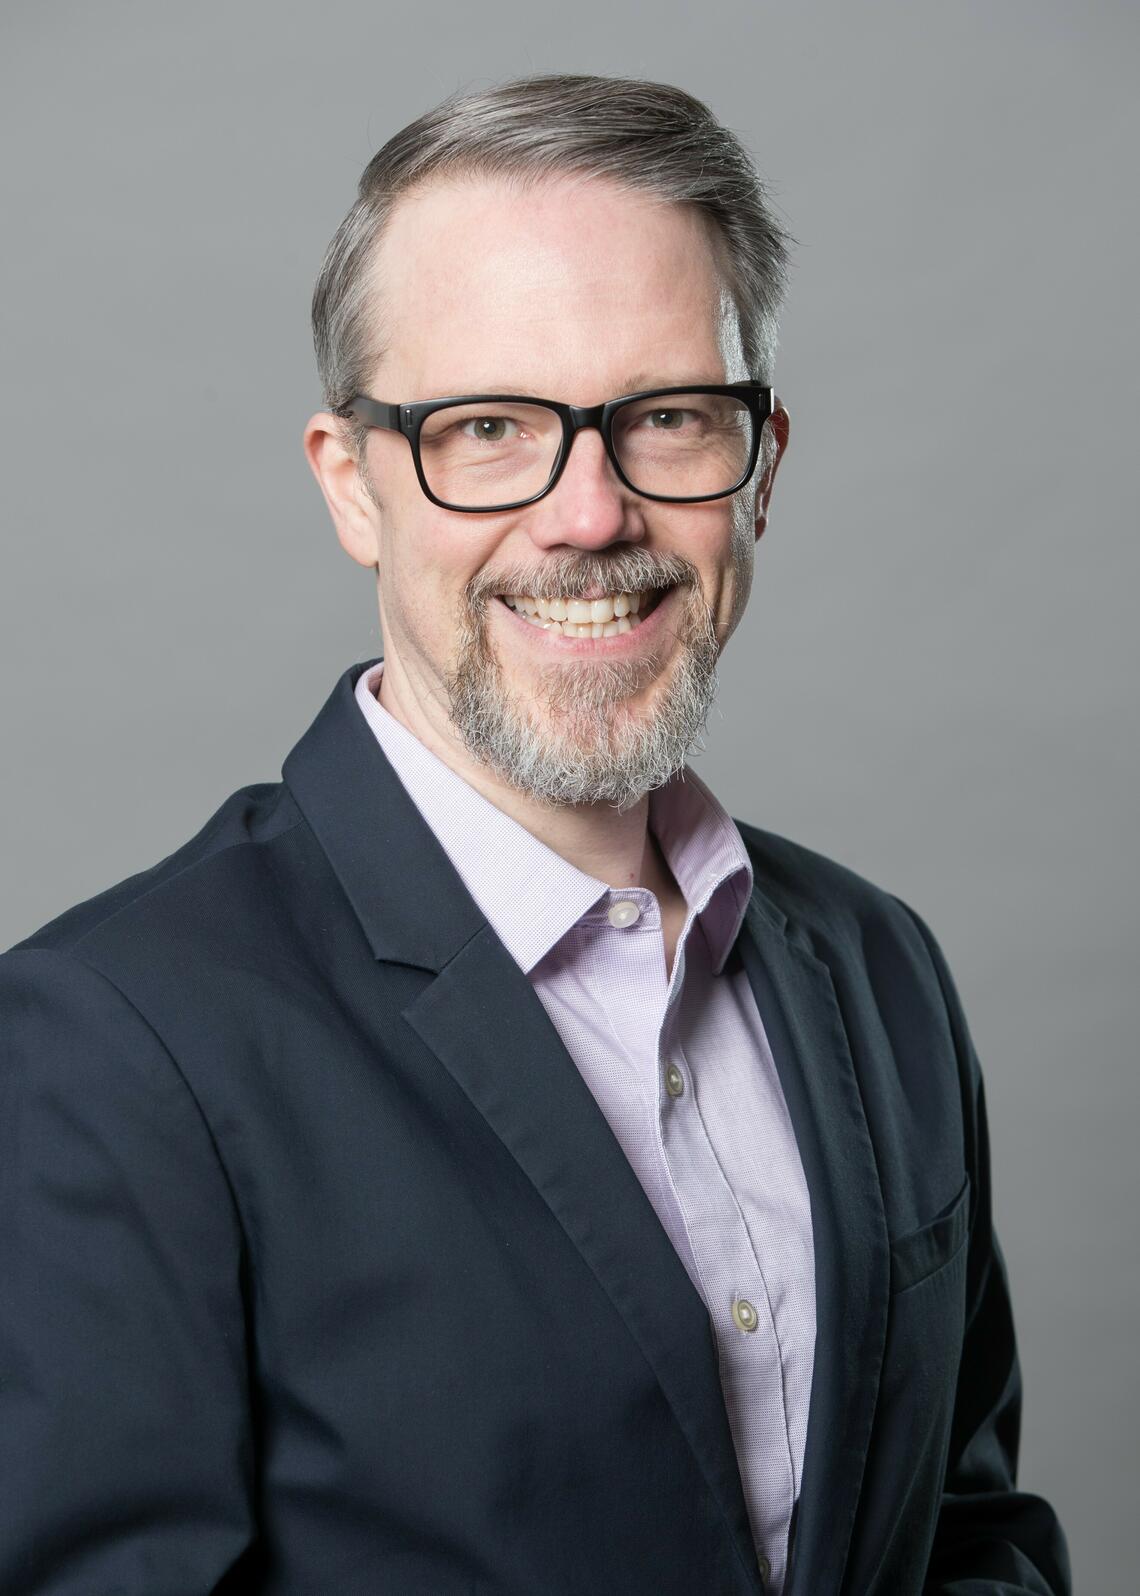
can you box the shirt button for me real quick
[757,1552,771,1585]
[732,1297,759,1334]
[664,1063,685,1098]
[607,900,641,928]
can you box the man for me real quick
[0,74,1070,1595]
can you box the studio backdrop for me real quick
[1,3,1136,1588]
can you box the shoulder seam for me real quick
[60,805,305,956]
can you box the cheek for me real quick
[730,480,759,562]
[701,500,756,638]
[700,504,753,600]
[726,556,754,634]
[376,521,494,655]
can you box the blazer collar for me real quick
[282,659,487,971]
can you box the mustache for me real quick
[466,549,698,607]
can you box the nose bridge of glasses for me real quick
[559,401,627,486]
[565,401,610,432]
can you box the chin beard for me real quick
[441,554,721,811]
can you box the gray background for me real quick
[2,1,1136,1586]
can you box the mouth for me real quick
[495,586,671,639]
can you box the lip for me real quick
[490,586,680,654]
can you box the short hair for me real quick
[312,73,794,461]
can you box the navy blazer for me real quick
[1,660,1071,1595]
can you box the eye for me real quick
[460,415,519,443]
[628,406,704,435]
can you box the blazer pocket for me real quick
[888,1174,970,1294]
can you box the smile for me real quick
[497,588,667,639]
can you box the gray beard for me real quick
[441,549,721,811]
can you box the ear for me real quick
[753,400,790,543]
[302,412,382,570]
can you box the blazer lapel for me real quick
[405,934,765,1594]
[736,892,890,1596]
[283,663,765,1595]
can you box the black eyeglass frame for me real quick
[336,382,776,513]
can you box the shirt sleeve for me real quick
[0,946,257,1594]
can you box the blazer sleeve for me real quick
[0,947,257,1595]
[892,904,1072,1596]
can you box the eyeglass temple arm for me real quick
[336,396,403,432]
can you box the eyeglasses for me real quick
[337,383,775,513]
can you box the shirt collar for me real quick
[354,662,753,975]
[648,768,754,971]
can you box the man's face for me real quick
[318,173,783,807]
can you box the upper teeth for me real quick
[502,590,650,639]
[506,591,642,620]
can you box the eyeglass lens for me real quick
[416,394,754,508]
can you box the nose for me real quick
[524,425,646,553]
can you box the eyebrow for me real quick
[445,373,728,398]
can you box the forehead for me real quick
[366,172,741,397]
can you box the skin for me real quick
[304,172,789,971]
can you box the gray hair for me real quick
[312,73,794,469]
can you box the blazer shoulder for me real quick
[6,778,304,964]
[734,818,919,939]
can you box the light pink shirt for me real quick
[355,662,815,1592]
